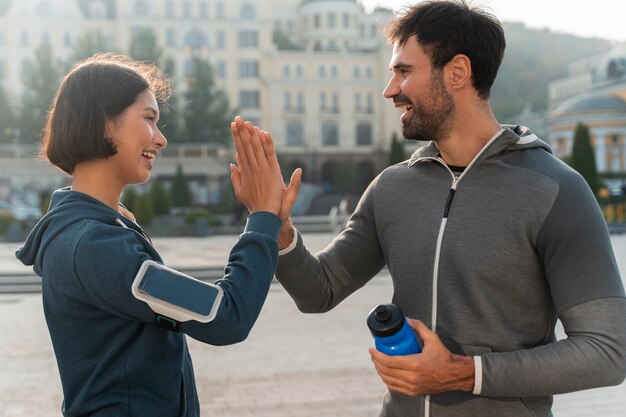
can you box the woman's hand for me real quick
[229,117,286,216]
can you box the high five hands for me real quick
[230,116,302,219]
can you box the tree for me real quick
[388,132,406,167]
[0,84,17,143]
[171,164,192,208]
[150,180,172,215]
[19,41,63,144]
[122,187,138,213]
[69,30,111,65]
[129,28,163,65]
[134,193,154,226]
[182,57,235,144]
[570,122,600,196]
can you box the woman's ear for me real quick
[446,54,472,91]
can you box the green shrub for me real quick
[0,213,14,235]
[184,208,219,226]
[151,180,172,215]
[134,193,154,226]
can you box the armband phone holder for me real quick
[132,260,223,323]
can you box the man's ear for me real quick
[446,54,472,91]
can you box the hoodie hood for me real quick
[408,125,552,166]
[15,188,141,275]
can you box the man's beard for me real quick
[401,72,454,142]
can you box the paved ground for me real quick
[1,233,625,416]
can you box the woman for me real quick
[16,53,297,417]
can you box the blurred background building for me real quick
[0,0,398,213]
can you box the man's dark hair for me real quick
[41,53,171,174]
[385,0,505,99]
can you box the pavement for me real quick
[1,232,626,416]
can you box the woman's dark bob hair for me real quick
[41,53,172,174]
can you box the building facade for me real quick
[548,45,626,184]
[0,0,401,203]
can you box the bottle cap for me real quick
[367,303,405,337]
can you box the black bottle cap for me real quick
[367,303,405,337]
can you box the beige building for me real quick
[548,45,626,187]
[0,0,402,195]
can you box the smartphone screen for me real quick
[138,266,220,316]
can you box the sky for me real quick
[360,0,626,43]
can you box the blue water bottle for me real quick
[367,304,421,356]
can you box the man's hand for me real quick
[369,319,475,396]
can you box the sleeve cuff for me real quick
[472,355,483,395]
[278,227,298,256]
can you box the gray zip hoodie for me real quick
[276,126,626,417]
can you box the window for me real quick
[322,122,339,146]
[240,91,260,108]
[343,13,349,28]
[217,61,226,78]
[132,1,149,16]
[314,14,320,28]
[90,1,107,19]
[35,1,53,17]
[185,30,208,48]
[183,1,191,17]
[20,32,28,47]
[331,93,339,113]
[320,93,327,110]
[354,93,361,110]
[283,65,290,78]
[365,66,373,78]
[296,93,304,113]
[353,66,360,78]
[199,1,208,17]
[328,13,335,28]
[295,65,303,78]
[166,30,176,47]
[216,1,224,18]
[331,66,338,78]
[240,4,257,19]
[370,24,377,38]
[318,65,326,78]
[366,94,373,113]
[238,31,258,48]
[216,31,225,48]
[165,1,174,17]
[286,21,294,35]
[239,61,259,78]
[356,123,373,146]
[286,122,305,146]
[284,92,292,110]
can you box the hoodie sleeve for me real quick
[479,169,626,397]
[74,212,281,345]
[275,176,386,313]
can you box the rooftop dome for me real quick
[554,93,626,114]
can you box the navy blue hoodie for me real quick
[16,188,281,417]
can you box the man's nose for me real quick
[383,76,400,99]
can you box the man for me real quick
[270,1,626,416]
